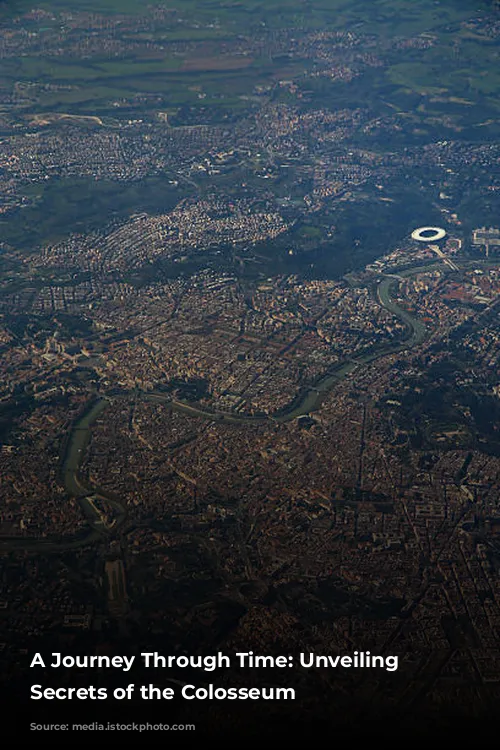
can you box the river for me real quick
[0,259,471,550]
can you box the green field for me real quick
[0,0,498,118]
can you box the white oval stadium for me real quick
[411,226,447,242]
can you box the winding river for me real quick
[0,262,451,551]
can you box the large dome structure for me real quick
[411,226,447,242]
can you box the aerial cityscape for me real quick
[2,0,500,737]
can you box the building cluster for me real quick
[37,197,290,272]
[0,400,87,540]
[472,227,500,256]
[3,0,500,722]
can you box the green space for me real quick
[1,0,497,117]
[0,0,499,275]
[0,176,185,249]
